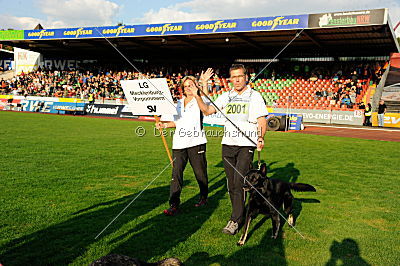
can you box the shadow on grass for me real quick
[0,184,171,265]
[266,162,319,229]
[185,228,287,266]
[325,238,371,266]
[292,197,320,228]
[268,162,300,183]
[183,162,307,265]
[110,172,227,262]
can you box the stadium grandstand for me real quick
[0,8,399,126]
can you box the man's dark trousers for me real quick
[222,144,255,224]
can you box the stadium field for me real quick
[1,111,399,265]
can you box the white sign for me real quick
[120,78,177,116]
[14,47,42,75]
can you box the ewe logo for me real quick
[384,116,400,125]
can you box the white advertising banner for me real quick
[14,47,42,75]
[274,108,364,125]
[120,78,177,116]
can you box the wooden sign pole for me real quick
[154,116,173,165]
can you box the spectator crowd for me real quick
[0,61,387,109]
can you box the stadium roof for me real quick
[0,8,398,59]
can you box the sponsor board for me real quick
[268,113,303,130]
[372,112,400,128]
[85,104,123,117]
[273,108,364,125]
[15,99,81,114]
[21,100,55,113]
[0,30,24,40]
[0,98,21,110]
[22,14,308,40]
[120,78,177,116]
[1,9,387,41]
[52,102,86,114]
[308,9,386,28]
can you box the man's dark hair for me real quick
[229,64,247,75]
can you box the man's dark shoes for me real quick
[163,206,178,216]
[194,198,207,207]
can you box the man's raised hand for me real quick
[200,68,214,84]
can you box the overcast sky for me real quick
[1,0,399,34]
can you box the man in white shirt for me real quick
[188,64,267,235]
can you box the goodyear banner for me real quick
[308,9,386,28]
[0,9,389,41]
[23,14,308,40]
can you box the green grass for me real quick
[1,111,399,265]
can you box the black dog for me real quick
[237,163,316,246]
